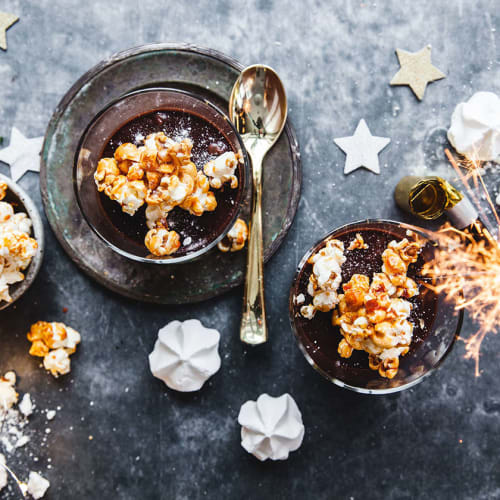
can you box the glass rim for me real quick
[73,86,249,265]
[288,218,464,395]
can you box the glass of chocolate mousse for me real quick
[75,88,248,264]
[289,220,463,394]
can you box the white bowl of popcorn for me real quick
[0,173,44,310]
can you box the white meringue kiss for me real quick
[238,393,305,461]
[148,319,221,392]
[448,91,500,162]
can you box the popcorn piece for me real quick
[27,321,81,353]
[94,158,120,195]
[347,233,369,251]
[217,218,248,252]
[180,171,217,216]
[294,293,305,305]
[203,152,239,189]
[300,239,346,318]
[300,304,315,320]
[382,238,421,287]
[114,142,141,174]
[0,182,7,201]
[108,177,147,216]
[43,348,71,378]
[0,371,18,410]
[27,321,81,378]
[145,202,171,230]
[26,471,50,499]
[145,227,181,257]
[19,393,33,417]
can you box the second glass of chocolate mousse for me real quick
[289,220,462,394]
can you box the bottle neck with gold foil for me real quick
[394,175,478,229]
[408,177,463,220]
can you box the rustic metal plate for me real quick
[40,44,301,304]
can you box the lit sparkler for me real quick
[420,149,500,376]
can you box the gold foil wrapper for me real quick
[394,176,463,220]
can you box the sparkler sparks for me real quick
[420,149,500,376]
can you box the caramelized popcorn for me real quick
[382,238,421,287]
[27,321,81,378]
[0,194,38,304]
[347,233,369,251]
[300,239,346,319]
[180,171,217,216]
[203,151,239,189]
[144,227,181,257]
[0,182,7,201]
[95,132,239,257]
[218,218,248,252]
[107,177,147,216]
[333,238,423,379]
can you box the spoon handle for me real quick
[240,156,267,345]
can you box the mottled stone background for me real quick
[0,0,499,499]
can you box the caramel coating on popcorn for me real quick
[218,218,248,252]
[95,132,239,257]
[27,321,81,378]
[144,227,181,257]
[347,233,369,251]
[0,182,7,201]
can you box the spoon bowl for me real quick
[229,65,287,157]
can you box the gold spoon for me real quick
[229,65,288,345]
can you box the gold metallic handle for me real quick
[240,155,267,345]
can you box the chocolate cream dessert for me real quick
[292,226,438,381]
[94,110,243,258]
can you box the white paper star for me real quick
[334,119,391,175]
[0,127,44,182]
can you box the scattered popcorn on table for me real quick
[95,132,241,257]
[27,322,81,378]
[218,218,248,252]
[300,239,346,319]
[26,471,50,499]
[19,393,33,417]
[0,184,38,304]
[0,371,34,453]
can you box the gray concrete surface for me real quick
[0,0,499,498]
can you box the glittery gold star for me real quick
[0,11,19,51]
[390,45,445,100]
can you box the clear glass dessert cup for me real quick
[289,219,463,395]
[74,88,248,264]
